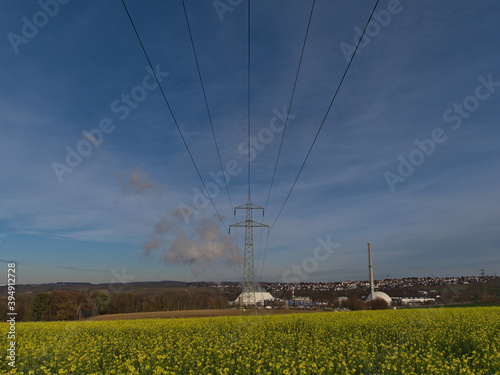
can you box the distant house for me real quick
[289,296,313,308]
[393,297,436,306]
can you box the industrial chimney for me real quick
[368,243,375,299]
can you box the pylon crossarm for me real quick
[234,203,264,210]
[230,220,268,228]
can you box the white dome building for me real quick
[234,292,274,306]
[365,291,392,305]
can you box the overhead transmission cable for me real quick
[258,0,315,282]
[258,228,270,282]
[264,0,316,210]
[269,0,381,231]
[181,0,234,209]
[121,0,228,231]
[247,0,251,194]
[181,0,240,277]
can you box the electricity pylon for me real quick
[229,192,268,308]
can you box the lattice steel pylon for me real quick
[229,192,268,308]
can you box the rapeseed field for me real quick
[1,306,499,374]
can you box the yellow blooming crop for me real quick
[1,306,499,374]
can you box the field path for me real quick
[88,308,321,321]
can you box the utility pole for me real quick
[230,192,268,308]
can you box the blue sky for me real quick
[1,0,499,284]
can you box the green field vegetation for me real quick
[2,306,499,374]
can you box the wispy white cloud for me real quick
[0,1,499,282]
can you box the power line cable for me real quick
[270,0,381,231]
[181,0,234,209]
[121,0,228,231]
[260,0,315,282]
[255,209,265,276]
[181,0,241,277]
[259,228,270,282]
[247,0,251,193]
[265,0,316,210]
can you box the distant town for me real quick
[259,275,498,292]
[3,274,497,292]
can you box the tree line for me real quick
[0,288,238,321]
